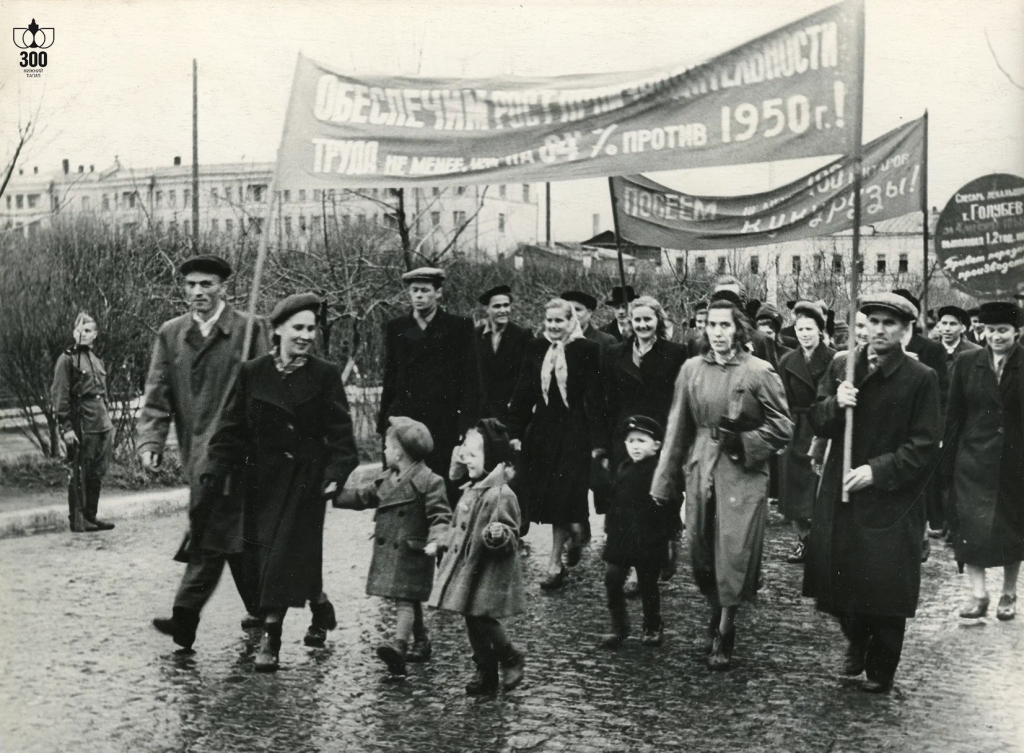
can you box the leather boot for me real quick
[84,479,113,529]
[304,594,337,647]
[152,607,200,650]
[68,483,91,533]
[465,654,499,695]
[599,611,630,648]
[704,608,722,653]
[255,622,282,672]
[406,629,433,663]
[498,647,525,691]
[376,639,408,677]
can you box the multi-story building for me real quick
[0,157,539,258]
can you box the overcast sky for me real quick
[3,0,1022,240]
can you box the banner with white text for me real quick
[611,115,923,250]
[275,0,863,187]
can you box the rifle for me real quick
[64,353,88,532]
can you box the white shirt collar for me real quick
[193,300,226,338]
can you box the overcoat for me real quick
[203,354,360,610]
[803,347,940,618]
[944,345,1024,568]
[51,346,113,435]
[600,318,629,342]
[777,342,835,520]
[686,328,779,369]
[507,337,608,526]
[379,309,482,478]
[651,351,793,607]
[429,461,525,618]
[603,456,678,566]
[476,321,533,423]
[584,323,618,352]
[907,331,949,415]
[943,337,982,368]
[337,461,451,601]
[604,336,688,469]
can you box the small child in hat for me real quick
[429,419,527,695]
[335,416,451,677]
[600,415,678,649]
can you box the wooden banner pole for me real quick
[607,177,629,293]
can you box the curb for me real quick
[0,461,382,541]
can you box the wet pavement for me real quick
[1,505,1023,753]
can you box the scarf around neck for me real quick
[540,320,584,406]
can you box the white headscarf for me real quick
[540,300,585,405]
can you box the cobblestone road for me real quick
[1,505,1022,753]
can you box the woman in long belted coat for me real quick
[651,299,792,669]
[203,293,360,671]
[777,301,835,564]
[508,298,608,590]
[944,301,1024,621]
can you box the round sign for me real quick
[935,173,1024,299]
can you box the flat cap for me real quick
[479,284,512,306]
[387,416,434,461]
[859,292,918,322]
[937,305,970,327]
[793,300,826,330]
[607,286,639,306]
[270,292,321,327]
[561,290,598,310]
[891,288,922,313]
[402,266,446,285]
[977,301,1022,327]
[625,414,664,442]
[179,255,232,279]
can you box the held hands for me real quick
[141,451,162,471]
[837,381,858,409]
[843,464,873,493]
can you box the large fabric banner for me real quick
[612,115,923,250]
[275,0,863,187]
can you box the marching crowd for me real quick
[50,255,1024,696]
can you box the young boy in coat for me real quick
[601,415,677,648]
[429,419,527,695]
[335,416,451,677]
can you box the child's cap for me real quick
[625,415,664,442]
[387,416,434,460]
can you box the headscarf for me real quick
[472,418,514,474]
[540,299,584,405]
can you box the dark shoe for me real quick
[309,595,337,631]
[71,516,101,533]
[466,657,500,696]
[842,640,868,676]
[959,594,990,619]
[641,626,664,647]
[860,678,893,694]
[240,614,263,630]
[920,538,931,563]
[786,540,807,564]
[376,640,408,677]
[708,628,735,670]
[599,627,629,649]
[86,517,115,531]
[500,650,525,691]
[540,567,567,591]
[996,594,1017,621]
[704,609,721,654]
[153,607,200,650]
[304,626,327,647]
[406,635,433,663]
[254,628,281,673]
[564,542,582,568]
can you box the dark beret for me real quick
[606,286,638,306]
[693,300,709,312]
[179,255,232,279]
[977,301,1022,327]
[561,291,598,310]
[793,300,826,331]
[937,305,970,327]
[479,285,512,306]
[967,307,981,317]
[625,414,664,442]
[710,289,744,307]
[270,292,321,327]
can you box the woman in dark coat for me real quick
[203,293,360,672]
[944,301,1024,621]
[508,298,607,590]
[777,301,834,564]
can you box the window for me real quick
[432,187,441,197]
[4,196,9,209]
[456,186,466,196]
[298,189,306,202]
[102,194,110,211]
[695,256,706,272]
[431,211,441,227]
[27,194,39,208]
[313,189,322,202]
[371,188,379,198]
[224,187,233,203]
[284,216,293,236]
[155,191,163,208]
[299,215,307,233]
[832,254,843,273]
[250,217,264,235]
[856,258,864,273]
[814,254,823,272]
[283,190,291,203]
[498,213,506,233]
[716,256,727,274]
[184,220,191,234]
[327,189,335,199]
[184,189,191,207]
[792,255,802,274]
[81,196,90,211]
[168,190,176,207]
[499,184,506,199]
[225,219,234,234]
[358,214,367,225]
[749,255,759,274]
[311,214,320,228]
[15,194,23,209]
[211,219,219,233]
[169,220,177,233]
[899,254,909,273]
[876,255,887,274]
[522,184,531,202]
[453,210,467,227]
[341,215,350,227]
[211,188,219,206]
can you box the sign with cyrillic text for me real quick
[936,173,1024,298]
[611,115,923,250]
[275,0,863,187]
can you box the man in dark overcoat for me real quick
[379,266,482,501]
[562,290,617,353]
[804,292,940,693]
[476,285,532,423]
[140,256,270,649]
[600,286,638,342]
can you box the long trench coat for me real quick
[651,351,793,607]
[944,345,1024,568]
[803,347,939,618]
[337,461,451,601]
[203,354,359,610]
[429,461,525,619]
[777,343,835,520]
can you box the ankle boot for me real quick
[255,622,282,672]
[309,594,337,630]
[599,612,630,648]
[376,639,408,677]
[499,647,525,691]
[152,607,200,650]
[704,608,722,653]
[406,629,433,663]
[465,655,499,696]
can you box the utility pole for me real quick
[545,182,551,245]
[191,59,200,253]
